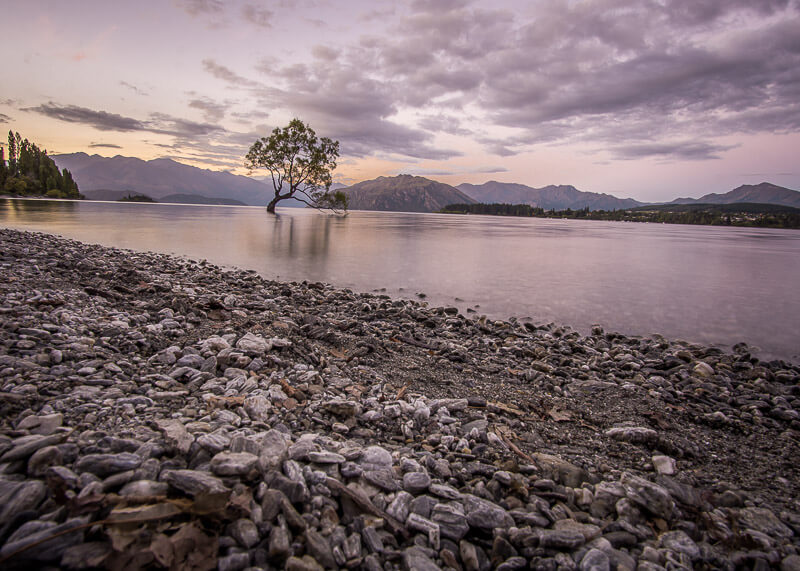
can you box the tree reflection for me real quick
[1,197,76,222]
[266,211,338,261]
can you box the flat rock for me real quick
[74,452,142,477]
[155,419,193,455]
[0,518,85,562]
[163,469,229,496]
[119,479,169,497]
[16,413,63,435]
[229,518,260,548]
[387,491,414,522]
[430,482,462,500]
[538,528,586,549]
[659,530,700,560]
[621,472,675,520]
[236,332,271,354]
[580,548,610,571]
[305,527,337,569]
[432,502,469,541]
[307,450,346,464]
[652,454,676,475]
[403,546,440,571]
[403,471,431,494]
[210,451,259,476]
[463,494,514,530]
[735,507,794,539]
[358,445,393,471]
[363,469,400,491]
[533,453,591,488]
[244,394,271,422]
[322,399,360,417]
[1,433,65,462]
[605,426,659,447]
[0,479,47,522]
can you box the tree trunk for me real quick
[266,196,279,213]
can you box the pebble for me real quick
[621,472,675,520]
[74,452,141,477]
[358,445,393,471]
[210,451,259,476]
[580,547,611,571]
[652,454,676,475]
[403,471,431,494]
[432,502,469,540]
[163,469,229,495]
[659,529,700,560]
[404,546,440,570]
[0,228,798,570]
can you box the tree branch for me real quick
[292,193,346,216]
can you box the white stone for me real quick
[652,455,677,475]
[236,332,271,354]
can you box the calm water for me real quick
[2,198,799,363]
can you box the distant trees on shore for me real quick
[1,131,82,199]
[440,202,800,229]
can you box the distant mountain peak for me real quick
[669,181,800,208]
[341,175,476,212]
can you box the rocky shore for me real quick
[1,227,799,570]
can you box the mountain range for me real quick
[668,182,800,208]
[52,153,800,213]
[53,153,272,206]
[458,181,643,210]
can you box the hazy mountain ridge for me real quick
[51,153,800,212]
[668,182,800,208]
[53,153,272,206]
[458,181,644,211]
[341,174,476,212]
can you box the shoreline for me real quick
[1,227,798,569]
[3,197,798,365]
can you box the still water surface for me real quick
[2,198,798,362]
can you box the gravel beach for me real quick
[1,227,799,570]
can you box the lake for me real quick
[2,198,798,363]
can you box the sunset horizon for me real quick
[3,0,799,202]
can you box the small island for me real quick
[118,193,156,203]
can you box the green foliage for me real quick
[1,131,82,199]
[0,146,6,188]
[245,118,341,213]
[440,202,800,229]
[316,190,348,211]
[4,177,27,194]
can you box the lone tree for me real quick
[245,118,344,213]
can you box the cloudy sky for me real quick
[2,0,799,201]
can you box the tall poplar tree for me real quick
[2,131,82,199]
[7,131,17,176]
[0,146,7,187]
